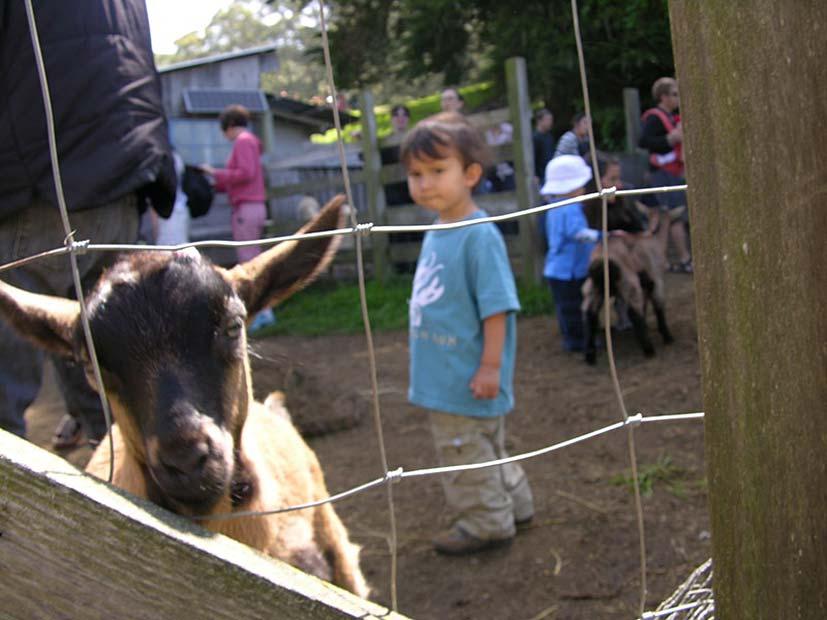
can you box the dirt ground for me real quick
[26,271,709,620]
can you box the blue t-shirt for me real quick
[408,210,520,417]
[543,201,595,281]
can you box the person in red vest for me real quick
[639,77,693,273]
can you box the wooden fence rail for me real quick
[0,429,407,620]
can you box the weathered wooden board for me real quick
[670,1,827,618]
[0,430,407,620]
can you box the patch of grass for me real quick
[609,454,687,498]
[252,276,554,338]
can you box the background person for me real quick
[201,104,275,332]
[532,108,556,186]
[401,112,534,555]
[390,104,411,135]
[382,104,414,207]
[540,155,602,352]
[553,112,591,159]
[639,77,692,273]
[0,0,176,445]
[439,87,465,114]
[151,150,190,246]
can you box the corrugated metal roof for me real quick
[158,44,278,73]
[183,89,270,113]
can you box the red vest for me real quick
[642,108,684,177]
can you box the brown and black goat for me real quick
[581,200,678,365]
[0,196,369,598]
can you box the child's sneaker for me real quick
[432,526,512,555]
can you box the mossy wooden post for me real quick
[505,56,541,284]
[622,88,641,153]
[0,430,407,619]
[359,91,389,283]
[669,2,827,618]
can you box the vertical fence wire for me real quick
[23,0,115,482]
[316,0,400,611]
[570,0,649,614]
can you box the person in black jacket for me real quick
[0,0,175,445]
[532,108,555,186]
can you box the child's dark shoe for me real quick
[432,527,512,555]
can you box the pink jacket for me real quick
[213,130,266,207]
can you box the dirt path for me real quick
[25,272,709,620]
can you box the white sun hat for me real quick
[541,155,593,196]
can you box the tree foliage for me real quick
[157,0,676,148]
[314,0,675,149]
[155,1,331,102]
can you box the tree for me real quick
[156,1,331,102]
[307,0,676,149]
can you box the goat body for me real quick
[582,206,676,364]
[0,195,368,598]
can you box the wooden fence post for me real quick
[0,430,406,620]
[358,91,389,283]
[505,56,542,284]
[669,1,827,617]
[622,87,641,153]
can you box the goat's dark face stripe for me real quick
[81,252,247,512]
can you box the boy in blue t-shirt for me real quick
[401,112,533,555]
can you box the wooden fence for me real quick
[0,429,408,619]
[194,57,650,282]
[266,57,545,283]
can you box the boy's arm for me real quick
[470,312,506,399]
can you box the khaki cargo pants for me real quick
[0,196,138,437]
[429,411,534,540]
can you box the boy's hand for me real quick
[470,363,500,399]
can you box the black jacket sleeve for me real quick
[0,0,175,219]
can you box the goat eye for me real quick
[226,319,243,339]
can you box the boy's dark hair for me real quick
[219,104,250,131]
[571,112,586,127]
[391,104,410,117]
[400,112,492,174]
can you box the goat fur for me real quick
[0,195,368,598]
[582,204,678,364]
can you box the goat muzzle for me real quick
[146,416,234,514]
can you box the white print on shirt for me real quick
[409,251,445,327]
[412,329,457,347]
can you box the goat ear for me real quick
[225,194,347,318]
[666,205,687,221]
[633,200,650,217]
[0,279,79,357]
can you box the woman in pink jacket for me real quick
[202,104,275,330]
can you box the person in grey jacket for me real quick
[0,0,175,445]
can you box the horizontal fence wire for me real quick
[0,185,686,272]
[185,412,704,522]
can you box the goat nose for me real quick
[158,437,211,476]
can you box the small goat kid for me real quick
[581,203,680,365]
[0,196,368,598]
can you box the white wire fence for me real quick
[7,0,709,618]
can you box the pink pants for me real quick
[232,201,267,263]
